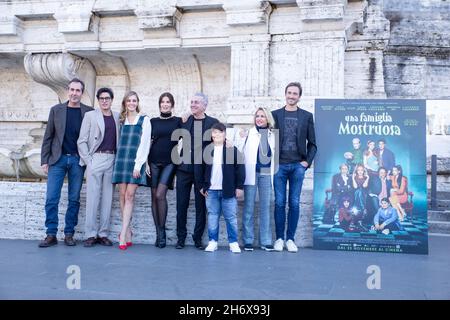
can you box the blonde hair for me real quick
[254,107,275,129]
[120,91,140,123]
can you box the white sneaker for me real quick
[205,240,218,252]
[382,229,390,235]
[274,238,284,252]
[285,239,298,253]
[229,242,241,253]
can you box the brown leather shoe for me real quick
[97,237,113,246]
[38,235,57,248]
[83,237,97,247]
[64,235,76,246]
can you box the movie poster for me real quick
[313,99,428,254]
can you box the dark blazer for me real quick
[369,176,392,196]
[272,107,317,167]
[377,147,395,172]
[331,173,353,199]
[175,114,219,179]
[202,144,245,199]
[41,101,94,166]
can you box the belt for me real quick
[95,150,115,154]
[65,153,78,156]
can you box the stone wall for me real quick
[0,172,314,247]
[383,0,450,99]
[1,0,450,243]
[1,0,449,179]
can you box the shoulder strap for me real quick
[137,115,146,126]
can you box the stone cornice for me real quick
[53,0,96,34]
[223,0,272,26]
[297,0,347,21]
[134,1,182,30]
[0,16,23,37]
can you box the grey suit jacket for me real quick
[77,108,120,167]
[41,101,94,166]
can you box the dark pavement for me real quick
[0,236,449,300]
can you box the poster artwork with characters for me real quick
[313,99,428,254]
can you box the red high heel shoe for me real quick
[126,230,133,247]
[118,234,127,250]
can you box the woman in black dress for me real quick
[147,92,181,248]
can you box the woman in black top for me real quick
[147,92,181,248]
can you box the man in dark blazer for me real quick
[366,166,392,223]
[323,163,353,224]
[271,82,317,253]
[377,139,395,174]
[173,92,219,249]
[39,78,94,248]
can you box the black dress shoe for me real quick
[194,241,204,250]
[97,237,113,246]
[175,240,185,249]
[38,235,57,248]
[83,237,97,247]
[64,235,76,246]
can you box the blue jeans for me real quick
[273,162,306,241]
[354,188,367,211]
[243,172,272,246]
[45,155,85,236]
[205,190,238,243]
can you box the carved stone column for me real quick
[24,52,97,106]
[223,1,273,124]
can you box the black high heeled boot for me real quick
[159,226,166,248]
[154,226,160,247]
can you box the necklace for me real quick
[258,131,271,158]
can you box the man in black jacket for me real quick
[174,93,219,249]
[366,166,392,224]
[39,78,94,248]
[323,163,353,224]
[271,82,317,252]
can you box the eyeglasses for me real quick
[98,97,112,101]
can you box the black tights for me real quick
[151,184,169,228]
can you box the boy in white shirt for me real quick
[200,123,245,253]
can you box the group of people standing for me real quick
[38,79,317,254]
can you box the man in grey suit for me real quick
[39,78,94,248]
[77,88,120,247]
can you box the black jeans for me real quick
[176,169,206,243]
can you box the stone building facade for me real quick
[0,0,449,245]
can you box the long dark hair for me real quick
[364,140,378,157]
[340,195,352,208]
[393,165,404,187]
